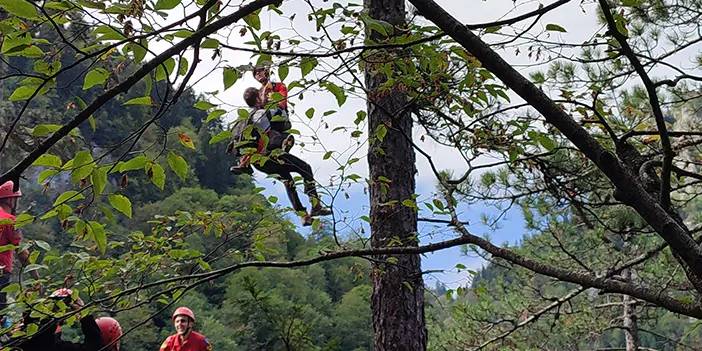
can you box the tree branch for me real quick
[0,0,282,185]
[407,0,702,292]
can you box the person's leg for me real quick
[253,163,307,215]
[277,154,332,217]
[0,270,11,330]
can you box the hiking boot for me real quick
[301,213,313,227]
[229,165,254,175]
[283,134,295,152]
[310,205,332,217]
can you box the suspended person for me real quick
[13,288,122,351]
[0,181,38,322]
[230,88,332,226]
[229,64,294,175]
[159,307,212,351]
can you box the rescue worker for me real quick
[159,307,212,351]
[0,181,38,314]
[230,88,332,226]
[13,288,122,351]
[230,64,293,175]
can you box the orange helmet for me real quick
[96,317,122,351]
[0,181,21,199]
[172,306,195,322]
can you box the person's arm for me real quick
[79,314,102,349]
[8,228,22,245]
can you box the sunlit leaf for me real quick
[108,194,132,218]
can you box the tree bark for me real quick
[364,0,427,350]
[622,270,640,351]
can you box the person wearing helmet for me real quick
[12,288,122,351]
[159,307,212,351]
[95,317,122,351]
[230,64,294,175]
[230,88,332,226]
[0,181,38,318]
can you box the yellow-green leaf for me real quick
[108,194,132,218]
[123,96,152,106]
[0,0,38,19]
[167,151,188,181]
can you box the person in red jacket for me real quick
[230,64,293,175]
[159,307,212,351]
[0,181,37,315]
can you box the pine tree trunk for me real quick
[622,270,640,351]
[364,0,427,350]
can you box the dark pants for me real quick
[253,153,320,212]
[0,271,10,310]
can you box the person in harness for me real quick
[11,288,122,351]
[230,65,293,175]
[230,87,332,226]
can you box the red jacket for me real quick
[0,208,22,273]
[160,331,212,351]
[261,81,288,110]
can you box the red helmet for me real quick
[49,288,72,299]
[96,317,122,351]
[0,181,21,199]
[172,306,195,322]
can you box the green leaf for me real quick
[209,130,232,145]
[108,194,132,218]
[154,0,180,10]
[375,124,387,141]
[323,82,346,106]
[178,57,189,76]
[71,151,94,183]
[432,199,444,210]
[300,57,318,78]
[128,39,148,63]
[402,199,417,209]
[323,151,333,160]
[91,166,108,195]
[278,65,289,81]
[14,213,34,228]
[88,221,107,255]
[244,12,261,30]
[9,85,39,101]
[305,108,315,119]
[31,124,62,137]
[148,163,166,190]
[32,154,62,168]
[167,151,188,181]
[223,67,239,90]
[205,109,226,123]
[123,96,152,106]
[83,68,110,90]
[155,57,176,82]
[53,191,85,206]
[194,101,216,110]
[545,23,567,32]
[34,240,50,251]
[38,169,59,184]
[0,0,38,19]
[117,155,147,172]
[201,38,220,49]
